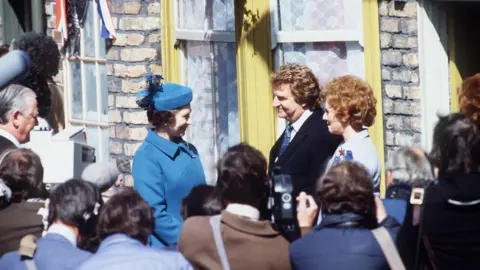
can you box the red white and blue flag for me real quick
[55,0,68,40]
[97,0,116,39]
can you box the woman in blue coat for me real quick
[132,74,206,248]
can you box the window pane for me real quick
[99,64,108,123]
[85,63,98,121]
[179,0,234,31]
[100,127,110,162]
[83,1,96,57]
[214,42,239,154]
[278,0,362,31]
[70,62,83,120]
[86,126,100,161]
[280,42,364,85]
[184,41,239,184]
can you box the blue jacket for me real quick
[76,234,192,270]
[290,213,400,270]
[132,129,206,248]
[0,233,91,270]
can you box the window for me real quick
[271,0,365,134]
[174,0,239,184]
[64,0,109,162]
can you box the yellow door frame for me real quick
[448,11,461,112]
[363,0,386,196]
[234,0,276,158]
[161,1,180,83]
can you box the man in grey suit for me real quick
[0,84,38,154]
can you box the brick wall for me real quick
[379,0,420,158]
[107,0,161,185]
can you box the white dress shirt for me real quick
[289,110,313,142]
[47,223,78,246]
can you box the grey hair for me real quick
[0,84,36,123]
[386,147,434,186]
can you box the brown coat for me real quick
[178,211,291,270]
[0,202,43,256]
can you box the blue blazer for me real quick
[132,129,206,248]
[76,234,192,270]
[290,213,400,270]
[0,233,91,270]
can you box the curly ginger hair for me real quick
[324,75,377,131]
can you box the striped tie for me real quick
[278,124,293,157]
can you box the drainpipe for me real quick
[31,0,45,33]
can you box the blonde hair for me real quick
[271,63,323,110]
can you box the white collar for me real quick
[47,223,78,247]
[291,110,313,132]
[345,129,370,143]
[225,203,260,221]
[0,128,19,147]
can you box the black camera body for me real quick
[268,167,300,242]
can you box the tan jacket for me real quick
[178,211,291,270]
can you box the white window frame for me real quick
[417,0,450,151]
[63,0,109,162]
[270,0,365,136]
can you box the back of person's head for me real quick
[181,184,222,219]
[386,147,435,187]
[216,143,268,208]
[97,187,153,245]
[0,148,45,202]
[317,161,377,228]
[430,113,480,176]
[48,179,101,238]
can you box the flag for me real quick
[55,0,68,40]
[97,0,116,39]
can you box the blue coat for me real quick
[0,233,91,270]
[132,129,206,248]
[290,213,400,270]
[76,234,192,270]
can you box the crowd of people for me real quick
[1,30,480,270]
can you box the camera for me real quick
[268,167,300,242]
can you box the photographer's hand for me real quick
[296,192,318,229]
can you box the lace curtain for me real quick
[179,0,239,184]
[276,0,364,85]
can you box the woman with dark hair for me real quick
[0,179,102,269]
[421,113,480,269]
[132,74,206,248]
[178,143,291,270]
[290,161,400,270]
[0,148,46,256]
[181,184,222,220]
[77,188,191,270]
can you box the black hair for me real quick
[181,184,222,219]
[215,143,268,208]
[48,179,102,242]
[430,113,480,175]
[97,188,153,245]
[11,32,61,117]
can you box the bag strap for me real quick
[24,259,37,270]
[209,215,231,270]
[371,226,406,270]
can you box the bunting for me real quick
[97,0,116,39]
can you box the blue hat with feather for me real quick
[136,74,193,111]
